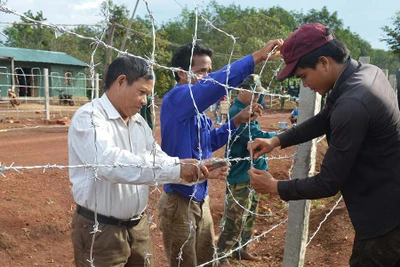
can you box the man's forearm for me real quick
[271,136,281,149]
[252,50,265,65]
[232,115,242,127]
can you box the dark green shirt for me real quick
[139,95,153,129]
[225,98,276,184]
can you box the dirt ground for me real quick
[0,102,354,267]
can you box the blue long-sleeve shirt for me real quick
[161,55,255,201]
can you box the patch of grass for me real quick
[269,123,277,129]
[274,203,282,209]
[311,199,326,209]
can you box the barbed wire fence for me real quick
[0,1,343,266]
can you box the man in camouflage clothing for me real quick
[216,75,277,266]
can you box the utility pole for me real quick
[120,0,140,53]
[101,23,116,91]
[101,0,140,91]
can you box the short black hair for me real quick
[104,56,154,91]
[297,28,350,70]
[171,43,213,82]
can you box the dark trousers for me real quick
[350,222,400,267]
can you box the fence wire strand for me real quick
[0,2,339,267]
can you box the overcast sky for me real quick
[1,0,398,50]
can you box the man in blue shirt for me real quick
[290,98,299,126]
[158,39,283,267]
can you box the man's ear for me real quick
[117,75,126,86]
[318,56,330,70]
[177,70,187,81]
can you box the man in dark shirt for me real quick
[248,23,400,266]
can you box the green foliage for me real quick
[311,199,326,209]
[1,10,53,49]
[335,28,372,60]
[264,6,297,31]
[382,11,400,56]
[161,2,295,89]
[1,3,398,97]
[294,6,343,30]
[370,49,400,75]
[293,6,373,60]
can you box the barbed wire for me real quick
[0,21,101,27]
[0,152,297,177]
[0,1,339,266]
[306,195,343,247]
[199,218,289,266]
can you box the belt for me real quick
[76,205,143,228]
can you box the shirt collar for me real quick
[326,57,360,106]
[99,93,141,123]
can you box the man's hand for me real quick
[205,159,230,180]
[179,159,209,183]
[247,136,280,159]
[232,103,262,127]
[248,168,278,194]
[252,38,284,65]
[207,165,229,180]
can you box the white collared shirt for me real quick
[68,94,181,219]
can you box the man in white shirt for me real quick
[68,55,225,267]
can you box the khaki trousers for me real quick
[158,191,216,267]
[71,211,153,267]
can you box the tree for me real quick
[50,26,103,63]
[370,49,400,75]
[1,10,53,49]
[293,6,343,30]
[292,7,374,59]
[335,28,372,59]
[161,2,295,89]
[99,0,130,89]
[264,6,297,31]
[382,11,400,56]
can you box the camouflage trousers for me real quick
[216,181,259,261]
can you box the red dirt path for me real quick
[0,108,354,267]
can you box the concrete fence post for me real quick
[44,68,50,120]
[283,83,321,267]
[389,74,397,90]
[381,69,389,79]
[358,56,370,64]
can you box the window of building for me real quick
[64,71,73,85]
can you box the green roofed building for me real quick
[0,46,87,98]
